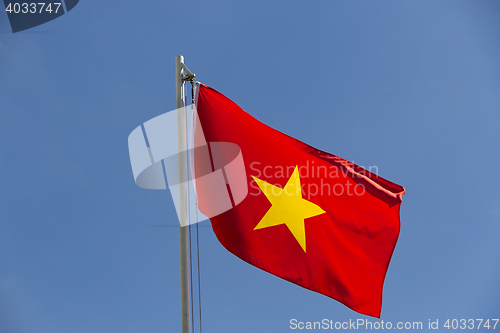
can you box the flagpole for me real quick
[176,55,190,333]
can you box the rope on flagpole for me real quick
[191,80,203,333]
[196,221,202,333]
[184,82,195,333]
[183,76,202,333]
[188,223,194,333]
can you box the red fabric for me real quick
[195,84,405,317]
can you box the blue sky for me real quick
[1,1,499,332]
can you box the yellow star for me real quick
[252,166,325,252]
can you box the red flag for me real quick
[194,84,405,317]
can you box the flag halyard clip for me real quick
[181,63,196,82]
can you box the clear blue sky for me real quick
[1,1,499,332]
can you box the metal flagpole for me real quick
[175,55,194,333]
